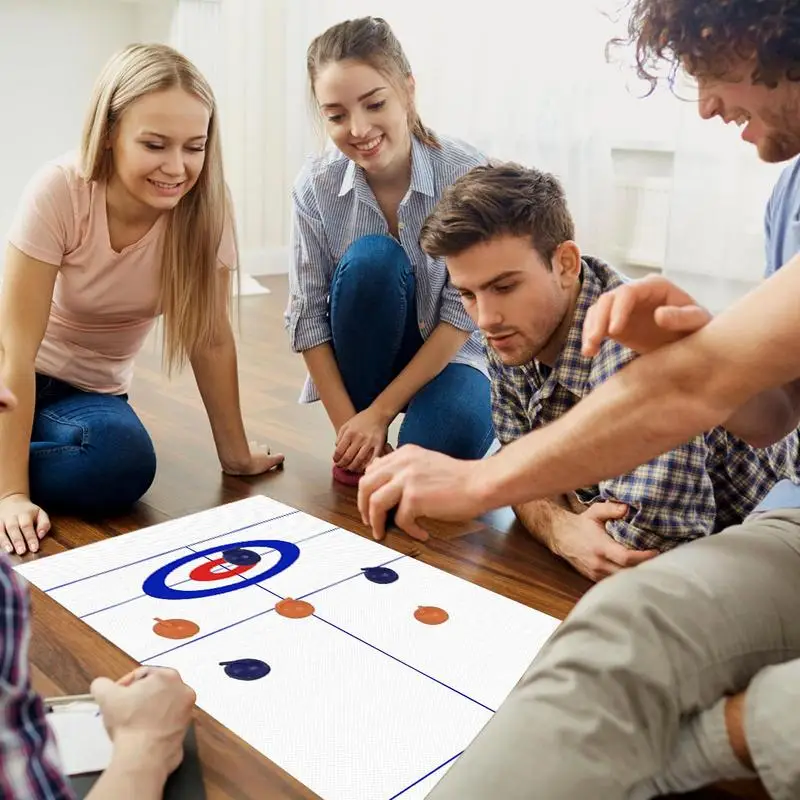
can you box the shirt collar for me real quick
[338,135,435,199]
[534,258,609,399]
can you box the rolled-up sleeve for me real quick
[285,177,334,352]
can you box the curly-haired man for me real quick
[362,2,800,798]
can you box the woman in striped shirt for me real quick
[286,17,494,486]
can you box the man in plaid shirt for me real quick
[0,379,196,798]
[420,163,800,581]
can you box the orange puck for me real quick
[275,598,315,619]
[414,606,449,625]
[152,617,200,639]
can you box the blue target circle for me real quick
[143,539,300,600]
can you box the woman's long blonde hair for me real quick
[81,43,235,373]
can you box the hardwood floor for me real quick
[21,276,765,799]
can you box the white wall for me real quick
[2,0,787,305]
[219,0,289,276]
[0,0,285,279]
[168,0,290,277]
[278,0,785,310]
[0,0,176,272]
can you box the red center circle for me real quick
[189,558,256,582]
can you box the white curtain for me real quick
[171,0,289,277]
[170,0,224,93]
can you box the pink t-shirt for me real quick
[7,153,236,394]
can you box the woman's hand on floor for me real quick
[334,407,390,473]
[221,443,285,476]
[0,493,51,555]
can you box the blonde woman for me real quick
[0,44,284,556]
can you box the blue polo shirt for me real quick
[755,156,800,512]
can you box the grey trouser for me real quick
[427,509,800,799]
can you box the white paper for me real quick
[47,704,113,776]
[19,495,561,799]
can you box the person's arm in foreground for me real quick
[582,274,800,447]
[86,668,195,800]
[358,256,800,539]
[0,555,194,800]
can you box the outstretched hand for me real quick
[582,274,712,357]
[357,445,485,541]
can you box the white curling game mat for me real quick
[17,495,560,799]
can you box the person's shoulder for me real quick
[590,332,636,385]
[580,256,638,379]
[580,254,625,284]
[293,146,349,195]
[427,133,487,172]
[769,156,800,212]
[23,151,84,197]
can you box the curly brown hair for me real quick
[614,0,800,90]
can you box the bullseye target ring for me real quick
[142,539,300,600]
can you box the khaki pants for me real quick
[427,510,800,799]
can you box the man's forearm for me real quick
[485,353,720,513]
[477,258,800,513]
[87,752,167,800]
[723,379,800,447]
[513,496,574,549]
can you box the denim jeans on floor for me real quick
[30,373,157,515]
[329,234,493,460]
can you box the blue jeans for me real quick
[30,374,157,515]
[329,235,493,460]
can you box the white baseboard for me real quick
[240,245,289,277]
[234,273,270,296]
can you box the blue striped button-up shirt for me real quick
[285,134,488,403]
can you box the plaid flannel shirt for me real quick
[489,257,800,551]
[0,555,73,799]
